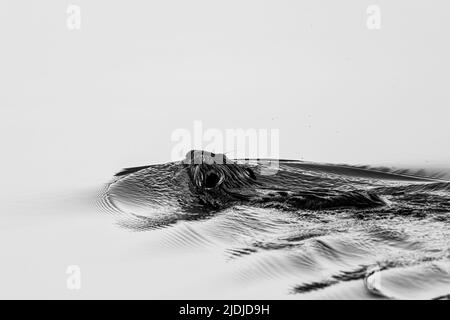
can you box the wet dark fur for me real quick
[115,150,386,212]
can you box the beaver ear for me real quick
[246,168,257,180]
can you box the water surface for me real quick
[99,157,450,299]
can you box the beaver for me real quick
[106,150,385,215]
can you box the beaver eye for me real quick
[205,171,221,189]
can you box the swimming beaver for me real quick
[108,150,386,214]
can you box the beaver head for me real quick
[181,150,259,209]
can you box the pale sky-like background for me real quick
[0,1,449,298]
[2,0,450,188]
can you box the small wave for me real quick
[98,152,450,298]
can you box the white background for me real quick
[0,1,449,298]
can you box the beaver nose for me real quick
[204,170,225,189]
